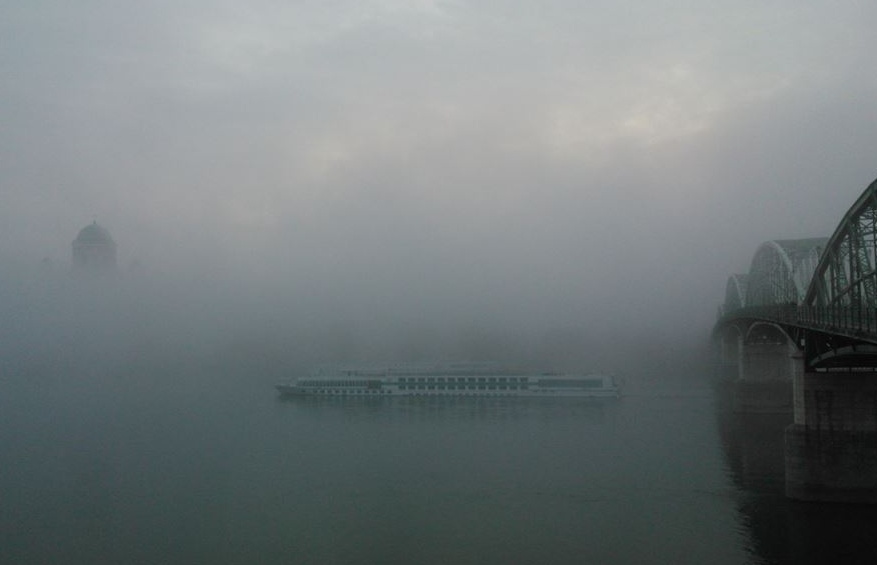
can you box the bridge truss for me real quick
[805,178,877,308]
[745,239,826,307]
[716,178,877,370]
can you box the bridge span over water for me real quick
[713,177,877,503]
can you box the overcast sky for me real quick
[3,1,877,341]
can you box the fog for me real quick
[3,1,877,375]
[8,6,877,564]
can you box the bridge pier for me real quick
[733,339,794,414]
[785,353,877,503]
[715,328,742,381]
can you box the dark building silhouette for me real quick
[72,221,117,271]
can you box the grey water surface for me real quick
[3,359,877,565]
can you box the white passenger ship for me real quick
[275,363,619,398]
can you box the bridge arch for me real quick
[805,178,877,307]
[717,323,744,366]
[744,321,794,346]
[723,274,748,313]
[745,239,827,307]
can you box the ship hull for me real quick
[275,369,619,399]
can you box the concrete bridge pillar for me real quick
[733,340,794,413]
[716,328,743,381]
[785,356,877,503]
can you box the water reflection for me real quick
[18,360,877,564]
[278,395,615,425]
[714,380,877,565]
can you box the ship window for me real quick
[539,378,603,388]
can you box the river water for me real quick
[3,356,877,564]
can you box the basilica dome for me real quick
[75,222,115,245]
[72,221,117,271]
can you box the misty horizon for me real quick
[4,2,877,368]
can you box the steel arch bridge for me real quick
[805,181,877,308]
[715,177,877,369]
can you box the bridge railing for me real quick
[718,305,877,339]
[800,306,877,336]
